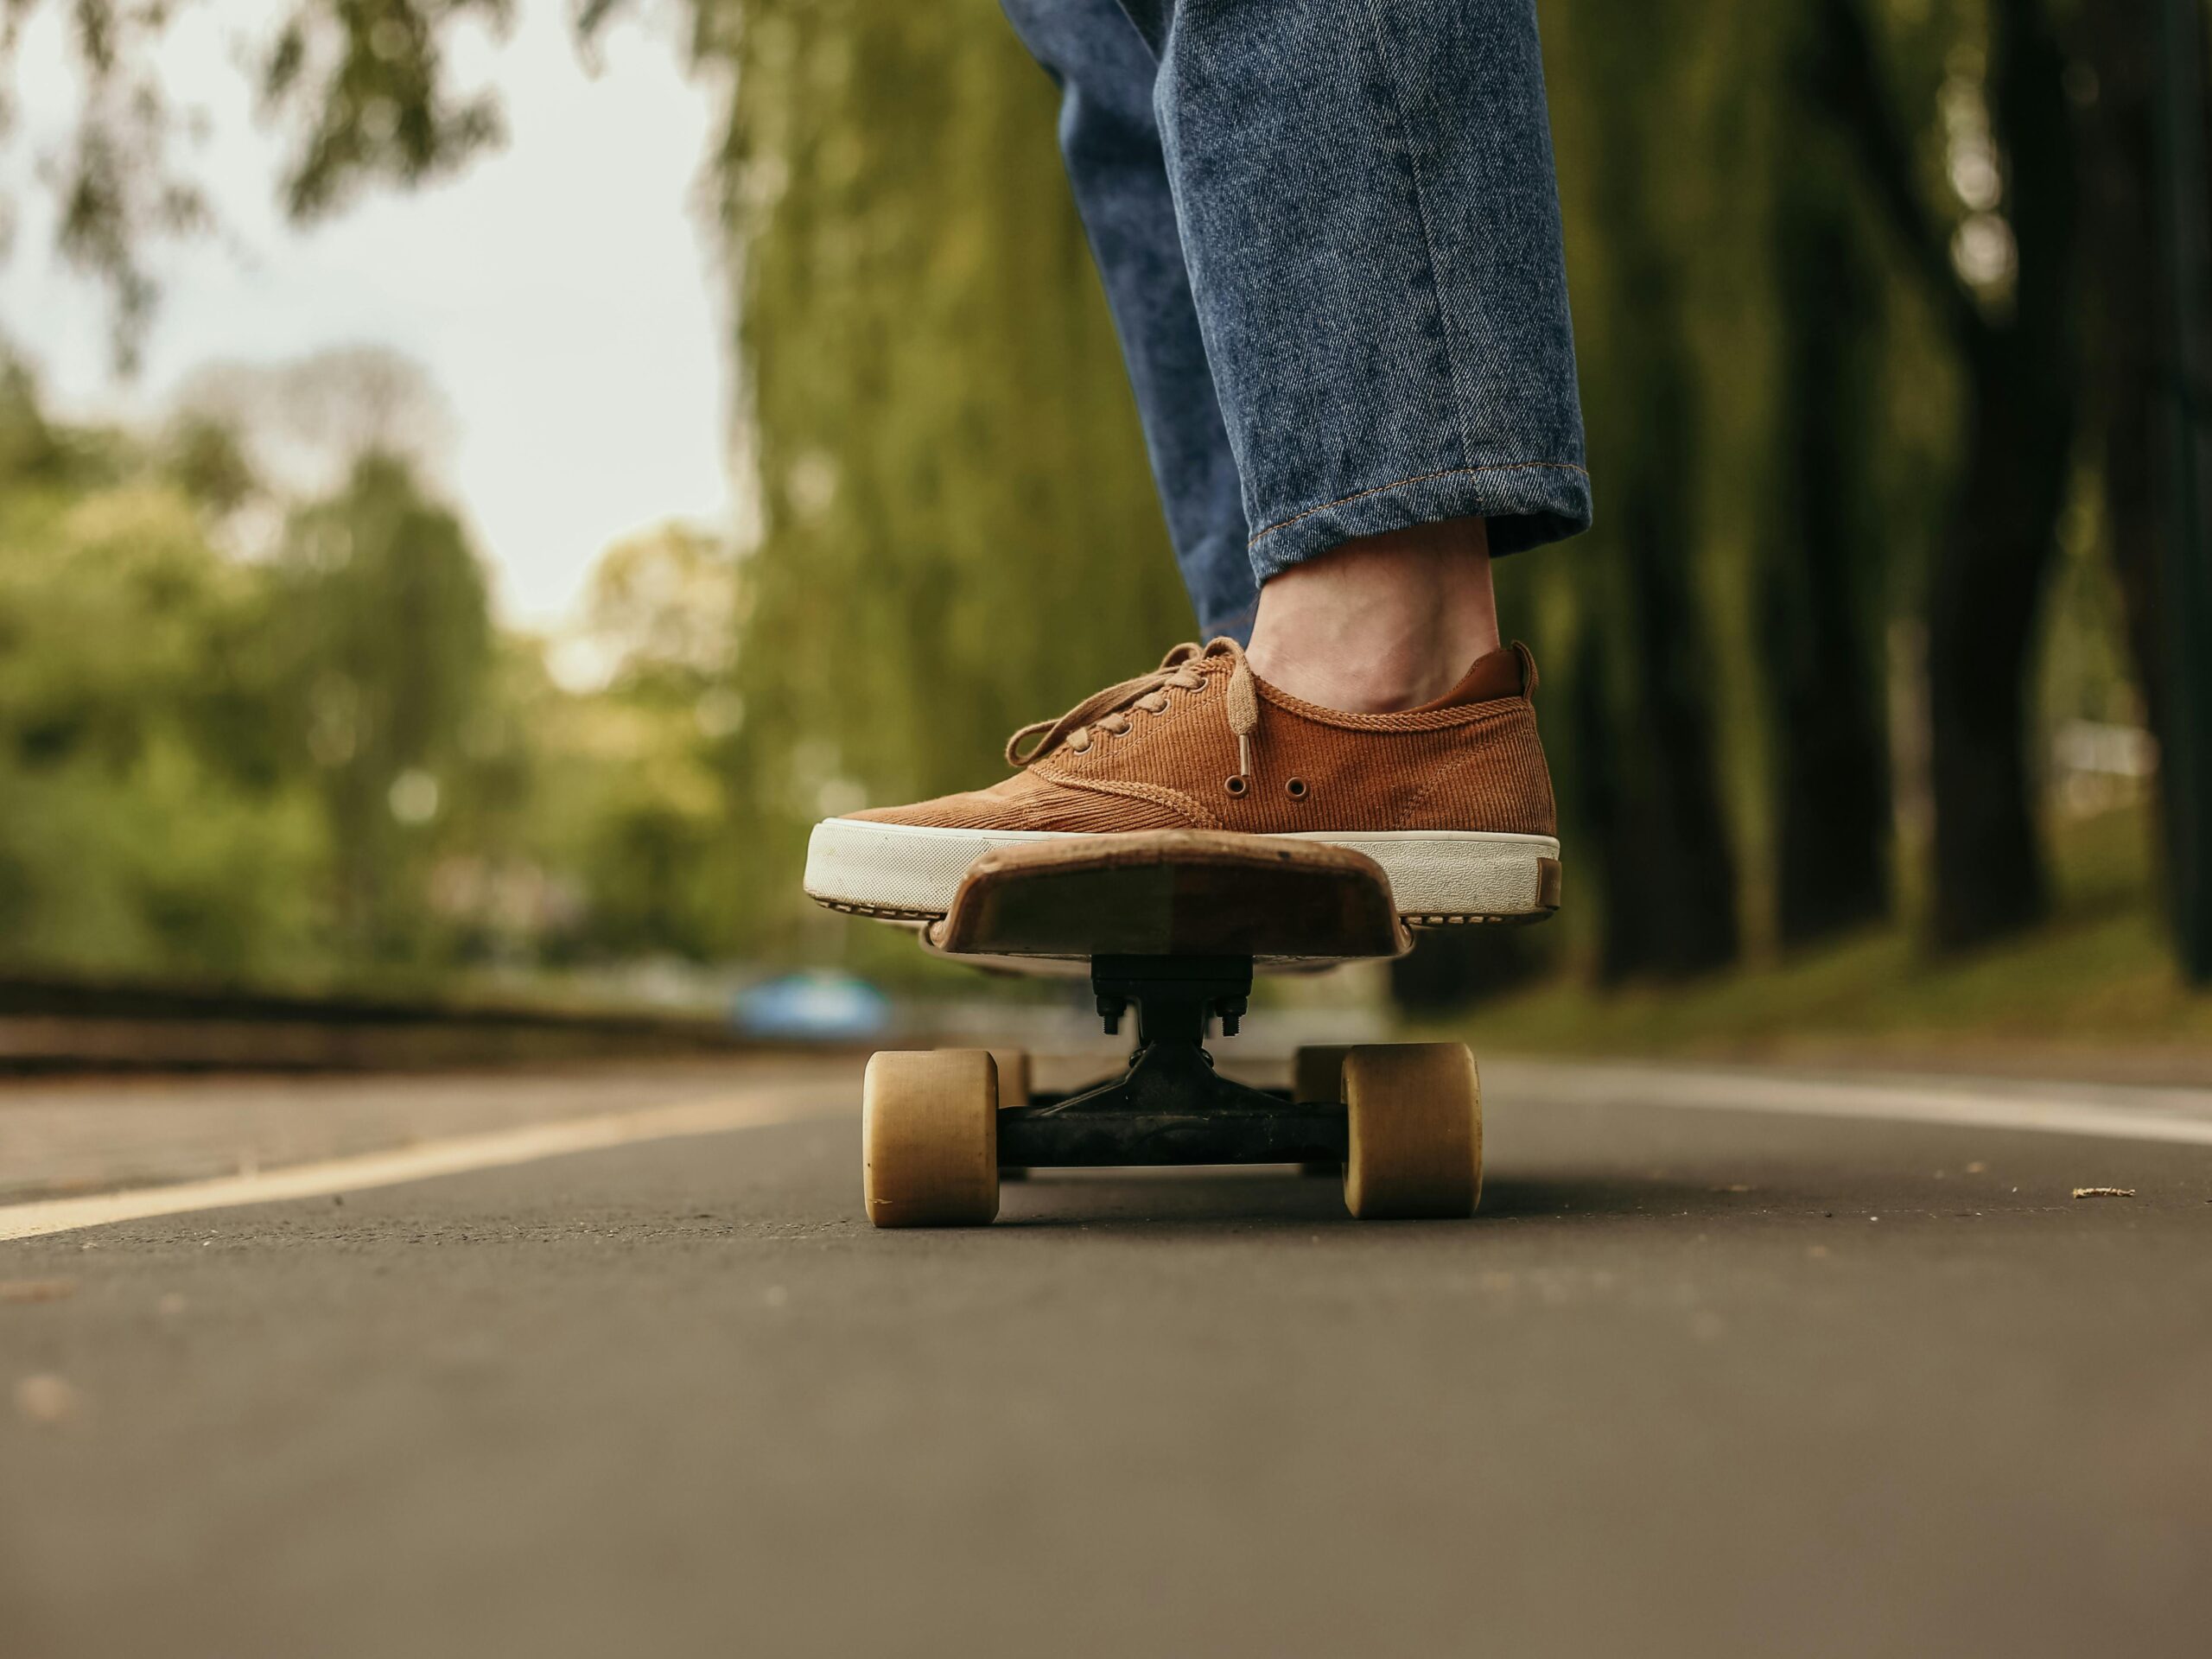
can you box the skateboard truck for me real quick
[858,831,1495,1224]
[1090,953,1248,1039]
[1001,953,1346,1169]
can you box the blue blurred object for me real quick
[730,970,892,1041]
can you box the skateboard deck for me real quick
[924,830,1412,966]
[855,830,1494,1227]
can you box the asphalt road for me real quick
[3,1054,2209,1658]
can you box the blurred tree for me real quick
[581,522,737,690]
[550,521,743,959]
[0,356,66,480]
[173,346,461,503]
[1812,0,2082,949]
[0,363,326,977]
[559,697,730,961]
[270,450,493,958]
[0,0,513,365]
[2080,2,2174,761]
[1758,23,1896,949]
[1548,0,1741,981]
[160,410,259,517]
[0,346,759,986]
[2074,0,2212,950]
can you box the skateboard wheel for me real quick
[1291,1044,1351,1105]
[990,1049,1033,1180]
[1342,1043,1481,1220]
[988,1048,1033,1108]
[862,1050,1001,1228]
[1292,1046,1350,1175]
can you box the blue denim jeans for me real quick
[1000,0,1591,640]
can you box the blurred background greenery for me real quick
[1,0,2207,1052]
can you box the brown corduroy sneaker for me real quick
[803,639,1560,924]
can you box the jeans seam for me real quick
[1247,461,1591,549]
[1357,0,1482,467]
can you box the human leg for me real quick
[804,0,1582,920]
[1243,518,1501,713]
[1135,0,1590,571]
[1139,0,1584,709]
[998,0,1256,639]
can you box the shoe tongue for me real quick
[1410,645,1523,711]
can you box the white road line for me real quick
[0,1086,848,1243]
[1491,1059,2212,1147]
[8,1060,2205,1244]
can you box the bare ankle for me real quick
[1243,518,1503,712]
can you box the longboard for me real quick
[855,830,1501,1228]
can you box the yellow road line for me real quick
[0,1085,849,1243]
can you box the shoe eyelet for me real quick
[1286,778,1308,799]
[1224,775,1249,797]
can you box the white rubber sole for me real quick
[802,818,1560,924]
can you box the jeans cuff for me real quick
[1245,460,1593,582]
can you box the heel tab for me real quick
[1510,640,1540,699]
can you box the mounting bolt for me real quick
[1218,996,1246,1038]
[1096,994,1125,1036]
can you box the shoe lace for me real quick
[1005,638,1262,779]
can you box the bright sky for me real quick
[0,0,733,632]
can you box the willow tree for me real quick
[704,0,1191,950]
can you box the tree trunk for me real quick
[2077,2,2170,747]
[1925,0,2081,949]
[1926,338,2070,944]
[1567,341,1741,983]
[1761,143,1892,947]
[1811,0,2082,950]
[1612,414,1745,976]
[1542,0,1741,983]
[2075,0,2212,917]
[1566,614,1647,983]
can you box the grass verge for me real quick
[1449,804,2212,1083]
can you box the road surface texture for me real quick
[3,1052,2209,1658]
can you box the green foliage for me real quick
[0,0,515,366]
[1457,802,2212,1056]
[259,0,515,220]
[521,524,747,962]
[160,413,259,515]
[0,359,761,988]
[0,427,327,977]
[267,450,495,958]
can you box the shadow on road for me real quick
[989,1166,1731,1229]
